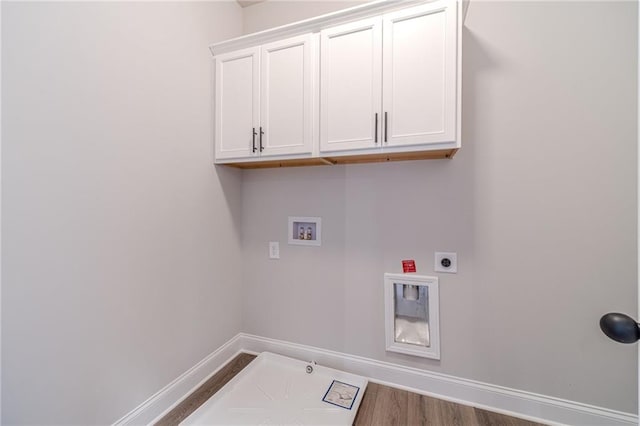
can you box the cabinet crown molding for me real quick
[210,0,451,56]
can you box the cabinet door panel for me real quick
[261,34,313,156]
[320,18,382,152]
[383,0,457,147]
[215,48,260,160]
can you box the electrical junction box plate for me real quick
[269,242,280,259]
[434,252,457,273]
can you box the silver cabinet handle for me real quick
[384,112,388,142]
[259,127,264,152]
[375,113,379,143]
[252,127,257,153]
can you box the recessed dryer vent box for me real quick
[384,273,440,360]
[288,216,321,246]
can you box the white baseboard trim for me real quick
[113,334,243,426]
[238,333,638,426]
[113,333,638,426]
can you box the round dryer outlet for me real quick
[434,252,457,273]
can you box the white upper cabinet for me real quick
[215,47,260,160]
[211,0,461,167]
[320,18,382,152]
[215,34,314,161]
[382,2,456,147]
[260,34,314,157]
[320,0,459,154]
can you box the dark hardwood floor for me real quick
[155,353,543,426]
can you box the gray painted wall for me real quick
[242,0,369,33]
[2,0,637,422]
[2,2,244,424]
[241,0,638,413]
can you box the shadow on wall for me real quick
[215,164,244,240]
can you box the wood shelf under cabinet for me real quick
[220,149,458,169]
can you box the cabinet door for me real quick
[215,47,260,160]
[260,34,313,157]
[320,17,382,153]
[382,0,457,147]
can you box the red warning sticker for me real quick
[402,259,416,273]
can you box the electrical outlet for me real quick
[269,242,280,259]
[435,252,457,273]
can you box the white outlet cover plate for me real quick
[435,252,457,273]
[269,242,280,259]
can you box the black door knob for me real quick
[600,313,640,344]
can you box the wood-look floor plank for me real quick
[353,382,380,425]
[154,353,256,426]
[438,398,478,426]
[369,384,409,426]
[474,407,542,426]
[407,391,429,425]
